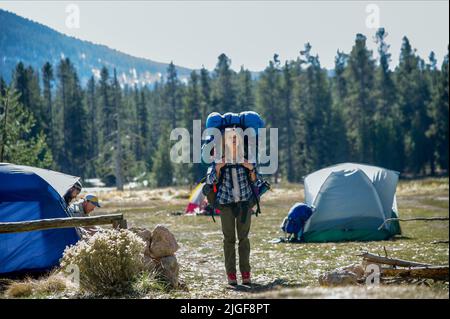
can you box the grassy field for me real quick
[1,178,449,299]
[97,177,449,299]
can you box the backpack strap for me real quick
[246,168,261,217]
[209,165,226,222]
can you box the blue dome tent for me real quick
[303,163,402,242]
[0,163,80,275]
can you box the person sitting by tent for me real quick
[205,128,258,286]
[67,194,101,237]
[63,180,82,206]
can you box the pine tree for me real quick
[86,76,98,176]
[0,86,52,167]
[13,63,45,137]
[343,34,377,163]
[182,71,203,184]
[213,53,236,113]
[395,37,432,174]
[55,58,72,171]
[99,67,112,142]
[0,77,6,97]
[256,56,282,181]
[424,51,439,174]
[372,28,401,170]
[112,68,124,190]
[330,51,350,164]
[133,86,142,160]
[296,43,334,173]
[236,66,255,111]
[42,62,54,150]
[55,58,89,176]
[147,81,164,170]
[151,125,173,187]
[279,61,297,181]
[426,49,449,173]
[199,66,212,125]
[165,62,182,129]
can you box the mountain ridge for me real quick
[0,8,195,86]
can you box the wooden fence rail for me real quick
[0,214,127,234]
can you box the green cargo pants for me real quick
[219,203,252,274]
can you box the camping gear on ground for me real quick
[280,202,314,242]
[0,163,81,275]
[302,163,402,242]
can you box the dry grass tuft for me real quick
[4,273,68,298]
[5,280,34,298]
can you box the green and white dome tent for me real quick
[303,163,401,242]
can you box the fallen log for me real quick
[381,266,449,281]
[358,251,431,268]
[0,214,126,234]
[431,240,449,244]
[378,217,449,230]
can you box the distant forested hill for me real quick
[0,9,194,85]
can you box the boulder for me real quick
[137,229,153,244]
[160,255,180,288]
[129,227,152,245]
[129,225,180,289]
[149,225,179,258]
[319,269,359,286]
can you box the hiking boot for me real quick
[227,273,237,286]
[241,272,251,285]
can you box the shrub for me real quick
[60,229,146,296]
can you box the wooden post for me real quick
[112,219,128,230]
[381,266,449,281]
[357,251,432,267]
[0,214,125,234]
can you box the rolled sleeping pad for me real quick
[239,111,265,132]
[205,112,223,129]
[205,111,265,133]
[222,112,241,127]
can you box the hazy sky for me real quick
[1,1,448,71]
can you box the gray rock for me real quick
[319,270,359,286]
[149,225,179,258]
[160,255,180,288]
[129,227,152,245]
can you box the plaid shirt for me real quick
[206,164,254,205]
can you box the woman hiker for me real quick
[206,128,258,286]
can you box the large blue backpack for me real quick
[281,202,314,238]
[202,111,264,165]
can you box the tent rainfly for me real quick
[303,163,401,242]
[185,182,208,214]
